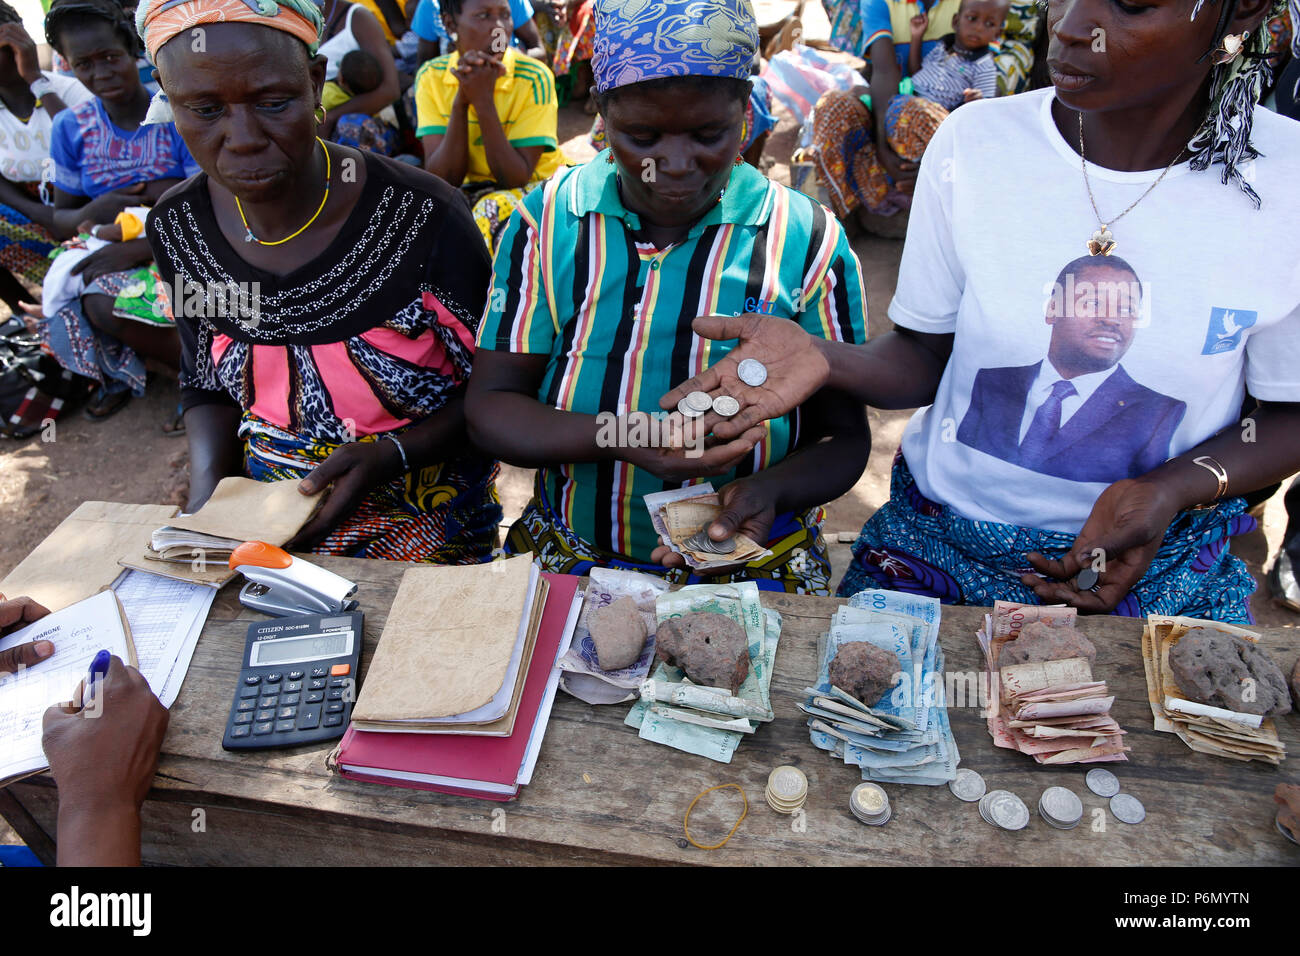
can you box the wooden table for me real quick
[3,556,1298,866]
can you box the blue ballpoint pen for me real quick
[85,648,111,709]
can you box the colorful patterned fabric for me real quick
[0,200,56,283]
[554,0,594,75]
[811,88,946,218]
[50,99,198,198]
[995,1,1040,95]
[506,479,834,594]
[414,48,564,183]
[135,0,324,62]
[467,182,539,254]
[148,151,503,562]
[591,0,760,93]
[587,73,775,152]
[837,452,1260,624]
[333,113,399,156]
[477,158,868,561]
[242,412,502,563]
[39,265,167,395]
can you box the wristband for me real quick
[1191,455,1229,503]
[28,75,54,101]
[382,433,410,474]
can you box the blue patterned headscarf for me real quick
[592,0,759,94]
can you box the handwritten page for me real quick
[0,590,134,785]
[112,570,215,708]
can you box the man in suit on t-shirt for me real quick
[957,255,1186,482]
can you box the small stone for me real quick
[654,612,750,694]
[829,641,901,707]
[587,596,648,671]
[1168,628,1292,718]
[1275,783,1300,841]
[1000,621,1096,667]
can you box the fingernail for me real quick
[299,481,314,493]
[34,640,53,657]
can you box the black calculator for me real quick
[222,611,364,751]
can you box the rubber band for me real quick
[683,783,748,850]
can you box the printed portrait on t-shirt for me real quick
[956,254,1186,482]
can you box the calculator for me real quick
[222,611,364,751]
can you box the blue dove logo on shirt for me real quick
[1201,307,1257,355]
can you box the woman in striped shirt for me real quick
[467,0,870,594]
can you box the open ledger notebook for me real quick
[0,589,138,786]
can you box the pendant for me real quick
[1087,225,1115,256]
[244,230,255,244]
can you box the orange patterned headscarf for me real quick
[135,0,323,63]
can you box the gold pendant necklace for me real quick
[1078,113,1184,256]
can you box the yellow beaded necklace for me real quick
[235,136,331,246]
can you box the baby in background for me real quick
[322,49,384,113]
[908,0,1008,110]
[35,206,153,325]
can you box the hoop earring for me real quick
[1210,30,1248,66]
[314,105,327,125]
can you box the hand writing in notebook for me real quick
[0,595,53,672]
[43,655,170,866]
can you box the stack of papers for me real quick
[804,589,959,786]
[333,556,581,800]
[112,569,215,708]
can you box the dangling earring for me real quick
[1210,30,1248,66]
[733,155,745,166]
[314,105,327,125]
[606,150,615,164]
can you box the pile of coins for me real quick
[849,782,891,826]
[737,358,768,387]
[948,768,986,803]
[676,390,743,420]
[979,790,1030,830]
[682,528,736,556]
[765,766,807,815]
[1037,786,1084,829]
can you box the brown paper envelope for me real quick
[166,476,322,543]
[0,501,179,611]
[119,548,237,588]
[353,555,537,722]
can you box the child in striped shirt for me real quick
[906,0,1008,110]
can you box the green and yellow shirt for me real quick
[477,158,868,559]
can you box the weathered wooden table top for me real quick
[7,555,1300,866]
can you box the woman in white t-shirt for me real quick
[658,0,1300,624]
[0,7,90,313]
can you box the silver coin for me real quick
[1085,768,1120,798]
[851,783,888,816]
[1110,792,1146,824]
[768,766,807,800]
[990,793,1030,831]
[685,390,714,413]
[979,790,1009,826]
[1076,567,1100,591]
[712,395,741,417]
[1039,786,1082,825]
[676,397,703,419]
[948,768,986,802]
[737,358,768,387]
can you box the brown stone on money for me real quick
[1275,783,1300,841]
[1168,628,1292,717]
[829,641,901,707]
[655,612,750,694]
[999,621,1096,667]
[588,596,648,671]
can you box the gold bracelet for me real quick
[1192,455,1229,502]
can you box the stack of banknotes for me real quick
[624,581,780,764]
[1141,615,1286,764]
[644,485,771,571]
[977,602,1129,765]
[803,589,960,786]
